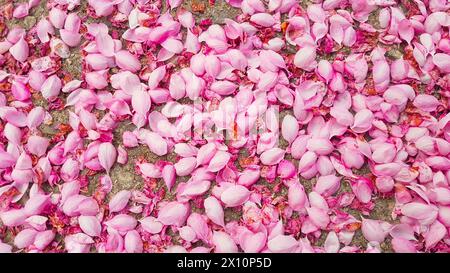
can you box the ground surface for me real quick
[1,0,398,252]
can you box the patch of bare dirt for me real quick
[182,0,240,24]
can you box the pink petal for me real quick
[204,196,225,227]
[132,89,151,115]
[0,150,16,169]
[143,131,168,156]
[398,19,414,44]
[413,94,440,112]
[433,53,450,73]
[267,235,298,253]
[294,46,317,71]
[162,164,176,191]
[425,156,450,171]
[36,19,54,43]
[281,114,299,144]
[124,230,143,253]
[96,33,115,57]
[221,185,250,207]
[260,148,285,165]
[148,66,166,89]
[109,190,131,213]
[139,163,162,178]
[389,223,416,241]
[197,142,217,166]
[392,238,417,253]
[352,178,373,204]
[425,220,447,249]
[314,175,340,197]
[207,151,231,172]
[351,109,374,133]
[240,230,266,253]
[238,168,261,187]
[78,216,102,237]
[140,217,163,234]
[13,3,29,18]
[40,75,62,100]
[26,135,49,157]
[105,214,138,232]
[88,0,115,17]
[161,38,183,54]
[175,157,197,176]
[98,142,117,174]
[277,160,296,179]
[391,59,409,81]
[24,194,49,215]
[157,201,190,226]
[250,13,277,27]
[11,80,30,101]
[204,55,221,78]
[291,135,310,159]
[49,7,66,29]
[212,231,238,253]
[361,218,389,243]
[0,209,27,227]
[298,151,318,173]
[187,213,210,243]
[4,123,21,145]
[33,230,55,250]
[177,183,210,202]
[210,80,238,96]
[288,182,308,211]
[14,229,37,249]
[324,231,340,253]
[60,29,81,47]
[401,202,438,220]
[328,155,348,179]
[9,37,29,63]
[306,138,334,155]
[115,50,141,72]
[306,207,329,229]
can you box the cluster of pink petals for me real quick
[0,0,449,253]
